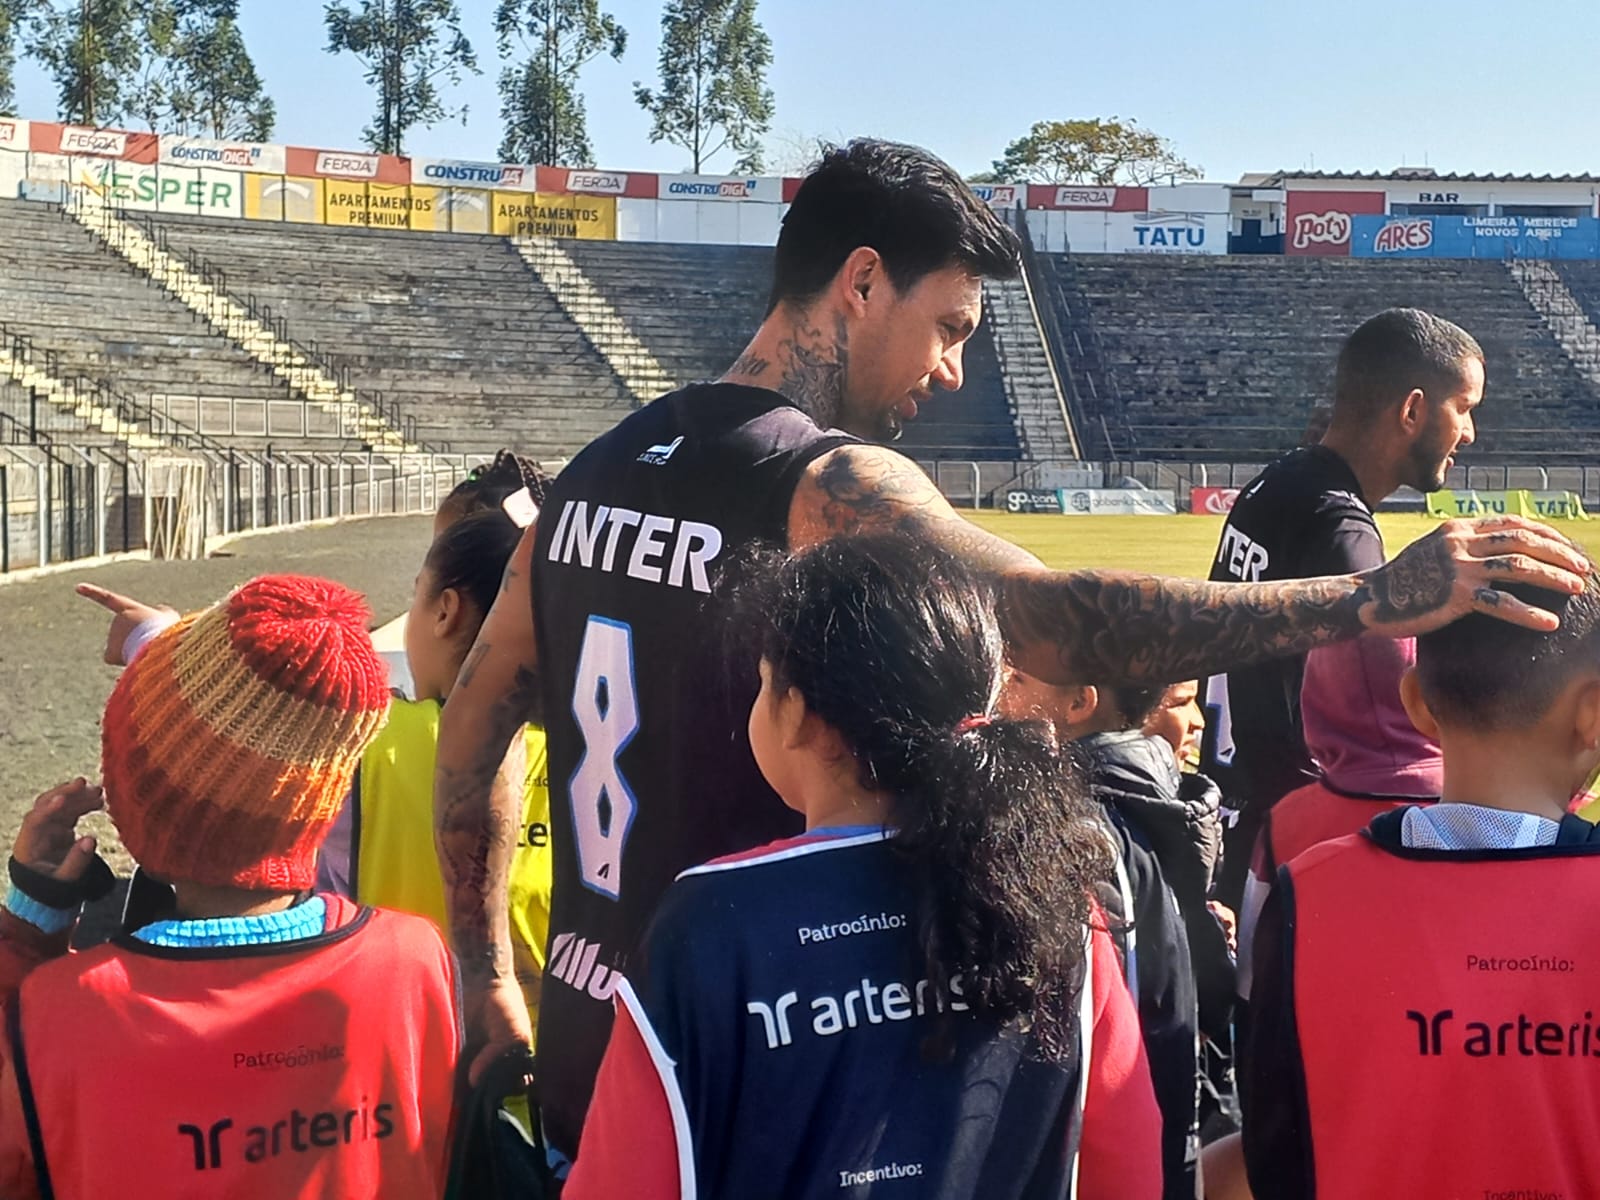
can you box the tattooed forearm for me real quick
[435,661,540,985]
[1001,570,1371,685]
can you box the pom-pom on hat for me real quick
[101,575,391,890]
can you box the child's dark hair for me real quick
[440,450,551,521]
[423,509,522,619]
[735,535,1111,1060]
[1417,571,1600,730]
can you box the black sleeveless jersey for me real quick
[530,382,852,1159]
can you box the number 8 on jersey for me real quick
[570,616,640,898]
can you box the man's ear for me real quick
[836,246,884,317]
[1398,388,1428,436]
[1399,667,1439,739]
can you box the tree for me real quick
[324,0,478,155]
[495,0,624,166]
[991,118,1200,186]
[0,0,23,116]
[22,0,271,136]
[168,14,274,139]
[634,0,773,174]
[26,0,145,126]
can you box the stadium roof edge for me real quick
[1257,169,1600,185]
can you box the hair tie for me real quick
[954,713,993,735]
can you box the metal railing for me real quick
[62,201,422,449]
[0,317,228,452]
[0,446,484,574]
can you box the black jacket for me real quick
[1081,731,1235,1043]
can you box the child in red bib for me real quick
[0,576,462,1200]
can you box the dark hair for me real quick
[440,449,551,521]
[769,139,1021,314]
[735,535,1111,1060]
[423,509,523,619]
[1417,571,1600,730]
[1333,308,1483,421]
[1103,683,1164,729]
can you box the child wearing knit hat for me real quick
[0,575,462,1200]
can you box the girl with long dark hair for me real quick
[566,535,1160,1199]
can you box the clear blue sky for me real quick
[12,0,1600,180]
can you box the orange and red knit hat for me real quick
[101,575,391,890]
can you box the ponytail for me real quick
[729,535,1112,1060]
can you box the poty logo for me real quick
[316,151,378,178]
[1197,488,1240,515]
[1373,218,1433,254]
[567,171,626,194]
[60,126,127,156]
[1291,210,1351,249]
[0,120,22,147]
[1054,186,1114,208]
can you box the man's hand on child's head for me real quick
[1362,516,1591,637]
[15,779,105,883]
[76,583,179,665]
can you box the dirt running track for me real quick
[0,515,433,940]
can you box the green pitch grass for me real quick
[962,512,1600,577]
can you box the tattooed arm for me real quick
[434,523,541,1080]
[789,444,1589,686]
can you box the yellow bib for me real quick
[355,698,552,1034]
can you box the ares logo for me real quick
[1373,218,1433,254]
[177,1100,395,1170]
[1291,210,1352,250]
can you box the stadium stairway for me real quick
[983,277,1079,460]
[511,236,678,402]
[142,214,638,459]
[0,198,319,449]
[66,197,411,453]
[0,336,162,447]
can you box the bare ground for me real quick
[0,515,433,940]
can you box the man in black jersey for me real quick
[1202,308,1483,909]
[434,142,1585,1166]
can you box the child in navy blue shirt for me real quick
[566,535,1160,1199]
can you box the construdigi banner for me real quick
[411,157,532,190]
[1352,214,1600,259]
[159,135,285,175]
[657,174,782,203]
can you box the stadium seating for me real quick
[1042,253,1600,463]
[557,239,1023,460]
[143,213,637,458]
[0,199,301,448]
